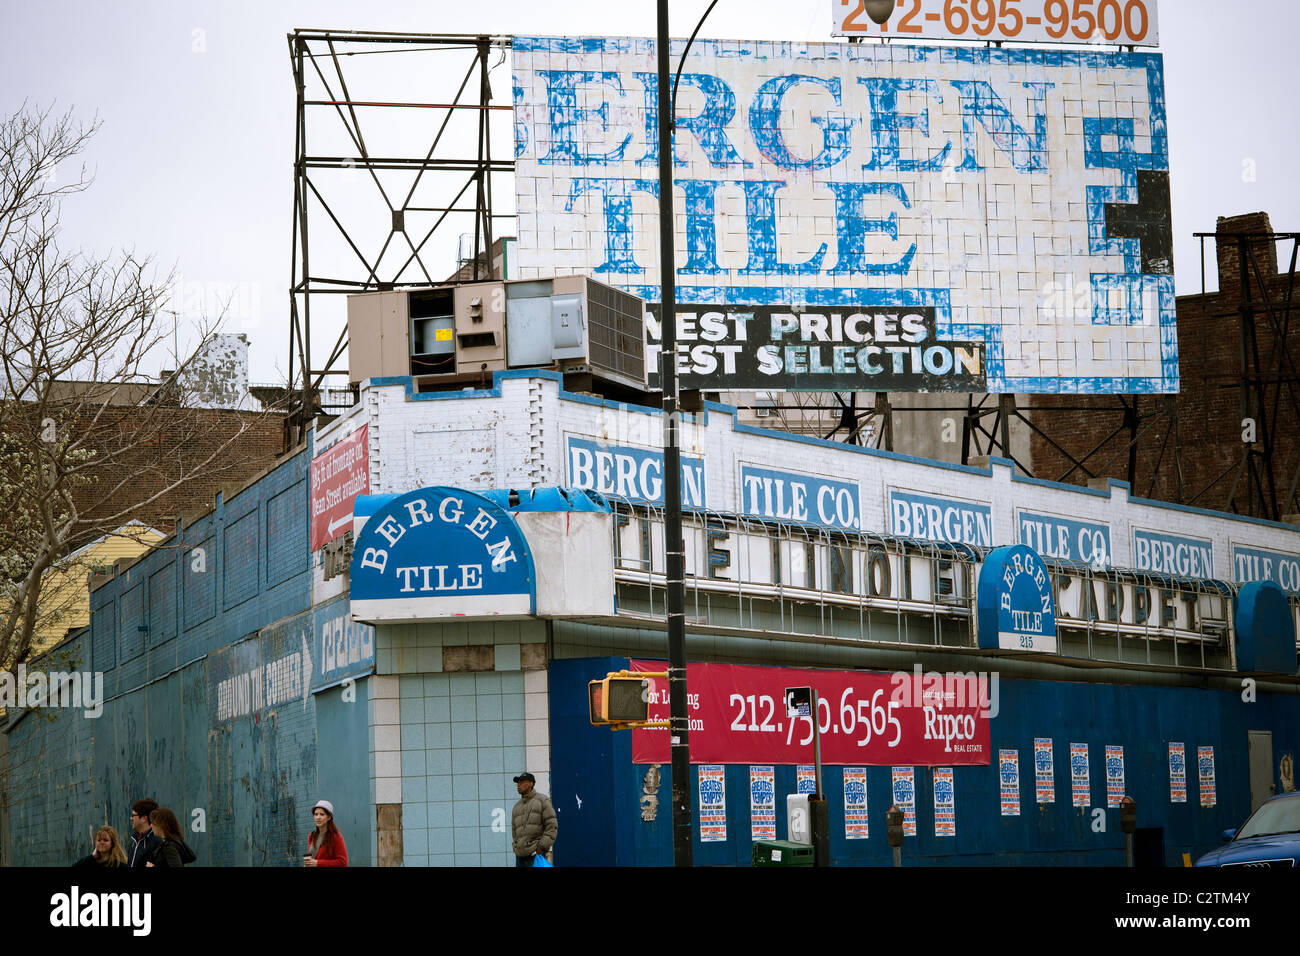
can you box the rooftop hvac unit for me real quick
[505,275,644,387]
[346,275,645,391]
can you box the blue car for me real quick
[1196,791,1300,868]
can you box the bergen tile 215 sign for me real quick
[512,37,1176,394]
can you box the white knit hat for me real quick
[312,799,334,816]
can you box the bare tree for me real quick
[0,105,285,669]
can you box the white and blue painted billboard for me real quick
[1232,544,1300,595]
[739,465,859,531]
[1132,529,1214,578]
[889,489,992,547]
[512,37,1175,394]
[567,437,706,508]
[1017,511,1111,567]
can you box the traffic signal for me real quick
[588,674,649,725]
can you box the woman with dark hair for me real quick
[303,799,348,867]
[145,808,197,867]
[73,825,128,868]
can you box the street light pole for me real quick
[656,0,693,868]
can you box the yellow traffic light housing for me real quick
[588,673,647,723]
[588,669,670,730]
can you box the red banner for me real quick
[310,425,370,551]
[630,660,991,766]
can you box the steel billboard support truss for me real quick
[287,30,513,437]
[283,36,1297,517]
[800,386,1182,488]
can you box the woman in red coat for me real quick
[303,799,348,867]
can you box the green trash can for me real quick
[752,840,814,867]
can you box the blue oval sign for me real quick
[977,544,1058,653]
[350,487,536,622]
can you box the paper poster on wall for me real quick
[1034,738,1055,804]
[1105,745,1126,808]
[844,768,869,840]
[699,765,727,842]
[797,765,817,795]
[1169,743,1187,803]
[934,768,956,837]
[1070,743,1091,808]
[1198,747,1217,808]
[892,767,917,837]
[999,750,1020,816]
[749,766,776,841]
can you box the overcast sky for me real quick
[2,0,1296,384]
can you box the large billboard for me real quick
[511,37,1175,394]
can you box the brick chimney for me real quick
[1216,212,1277,295]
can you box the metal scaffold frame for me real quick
[286,29,514,436]
[282,36,1296,520]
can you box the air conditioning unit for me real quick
[505,276,645,388]
[346,276,645,391]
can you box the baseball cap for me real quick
[512,772,536,783]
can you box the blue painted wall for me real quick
[550,657,1300,866]
[1,441,377,867]
[316,678,372,867]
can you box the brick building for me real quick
[72,405,288,537]
[0,331,289,658]
[0,402,288,657]
[1028,212,1300,519]
[5,369,1298,867]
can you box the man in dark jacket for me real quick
[127,799,163,868]
[511,772,557,867]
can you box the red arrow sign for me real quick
[310,425,370,551]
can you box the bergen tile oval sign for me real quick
[977,545,1058,653]
[350,487,535,621]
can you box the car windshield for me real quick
[1236,795,1300,840]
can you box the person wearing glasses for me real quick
[127,799,163,869]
